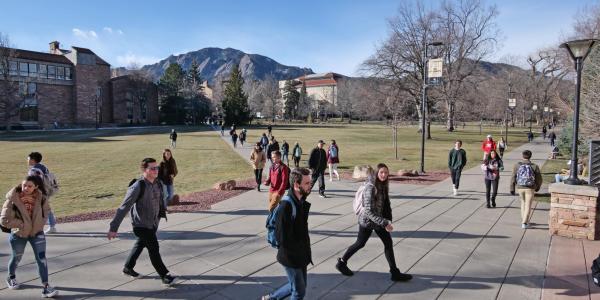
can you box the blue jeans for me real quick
[164,184,174,208]
[270,265,307,300]
[8,232,49,284]
[47,210,56,227]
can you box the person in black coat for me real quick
[308,140,327,197]
[263,168,312,300]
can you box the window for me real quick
[19,82,36,97]
[47,65,56,79]
[19,62,28,76]
[140,96,147,122]
[39,64,47,79]
[56,66,64,80]
[28,63,37,77]
[19,99,38,122]
[9,61,18,75]
[65,67,71,80]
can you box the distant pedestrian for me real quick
[250,142,266,192]
[1,175,59,297]
[220,124,225,136]
[108,158,175,286]
[262,168,312,300]
[327,140,340,181]
[549,131,557,147]
[264,151,289,212]
[527,131,534,142]
[27,152,58,234]
[169,129,177,148]
[482,150,503,208]
[481,134,496,160]
[510,150,543,229]
[448,140,467,196]
[542,126,547,139]
[231,130,238,148]
[239,129,247,147]
[281,140,290,165]
[267,124,273,138]
[292,142,303,168]
[498,137,507,158]
[260,133,269,151]
[267,137,280,164]
[159,149,178,209]
[308,140,328,198]
[335,164,412,282]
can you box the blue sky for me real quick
[0,0,596,75]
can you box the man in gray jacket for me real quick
[107,158,175,286]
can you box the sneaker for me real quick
[161,274,176,286]
[453,188,458,196]
[335,258,354,276]
[44,226,57,234]
[122,267,142,279]
[41,284,59,298]
[261,295,272,300]
[521,223,529,229]
[390,268,413,282]
[319,193,326,198]
[6,276,20,290]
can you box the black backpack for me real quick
[592,255,600,286]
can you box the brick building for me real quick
[0,41,159,129]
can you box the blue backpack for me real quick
[266,196,296,248]
[329,146,338,158]
[516,163,536,187]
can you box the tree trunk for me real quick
[416,103,424,133]
[446,101,455,132]
[427,121,432,139]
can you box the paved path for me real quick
[0,130,562,299]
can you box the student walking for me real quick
[169,129,177,148]
[260,133,270,152]
[107,158,175,286]
[231,130,238,148]
[267,124,273,138]
[335,164,412,282]
[510,150,543,229]
[481,135,496,160]
[220,123,225,136]
[27,152,58,234]
[250,142,267,192]
[239,129,247,147]
[264,151,290,212]
[281,140,290,165]
[549,131,557,147]
[267,137,280,164]
[262,168,312,300]
[159,149,178,209]
[527,131,534,142]
[448,140,467,196]
[498,137,507,158]
[1,175,59,297]
[542,126,547,139]
[483,150,503,208]
[327,140,340,181]
[292,142,303,168]
[308,140,328,198]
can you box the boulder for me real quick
[213,180,236,191]
[397,169,412,176]
[353,165,371,179]
[168,194,180,206]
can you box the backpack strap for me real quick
[280,196,296,220]
[135,179,146,204]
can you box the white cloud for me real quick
[72,28,98,40]
[103,27,113,34]
[116,52,160,67]
[117,29,124,35]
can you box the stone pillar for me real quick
[549,183,600,240]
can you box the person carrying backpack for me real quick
[292,142,303,168]
[264,151,290,212]
[1,175,59,297]
[281,140,290,165]
[510,150,543,229]
[262,168,312,300]
[27,152,58,234]
[169,129,177,149]
[335,164,412,282]
[327,140,340,181]
[107,158,176,286]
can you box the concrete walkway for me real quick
[0,130,560,299]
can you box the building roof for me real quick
[72,47,111,66]
[298,72,345,81]
[12,49,73,65]
[303,78,337,87]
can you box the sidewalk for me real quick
[0,132,565,299]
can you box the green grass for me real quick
[0,126,249,217]
[244,123,536,172]
[537,156,569,203]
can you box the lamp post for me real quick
[529,104,538,133]
[506,83,516,144]
[560,38,598,185]
[420,41,443,174]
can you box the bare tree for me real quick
[245,75,280,122]
[526,48,568,124]
[0,32,20,130]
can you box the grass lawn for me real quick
[537,156,569,203]
[244,123,536,172]
[0,126,249,217]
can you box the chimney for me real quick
[49,41,60,54]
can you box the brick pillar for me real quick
[549,183,600,240]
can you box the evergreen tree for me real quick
[283,80,300,120]
[222,65,251,125]
[158,63,185,98]
[298,81,312,119]
[186,59,203,89]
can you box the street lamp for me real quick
[529,104,538,133]
[560,38,598,185]
[420,41,443,174]
[506,83,516,144]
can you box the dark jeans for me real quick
[485,178,500,204]
[499,147,505,158]
[550,139,556,147]
[125,227,169,277]
[311,169,325,195]
[270,265,307,300]
[293,156,300,168]
[342,225,397,270]
[450,168,463,189]
[254,168,263,186]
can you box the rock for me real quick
[397,169,412,176]
[353,165,371,179]
[214,180,236,191]
[411,170,419,176]
[168,194,180,206]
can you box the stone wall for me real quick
[549,183,600,240]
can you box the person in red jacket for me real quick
[481,135,497,160]
[264,150,290,212]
